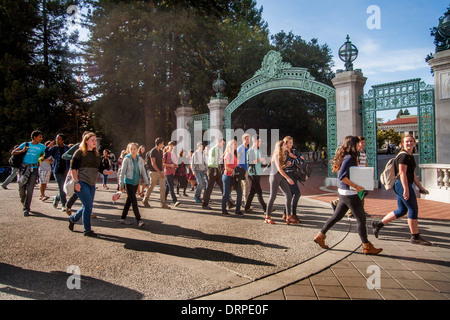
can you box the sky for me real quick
[255,0,448,121]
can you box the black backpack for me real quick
[8,143,29,168]
[292,159,311,185]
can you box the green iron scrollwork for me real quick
[361,78,435,179]
[224,50,337,177]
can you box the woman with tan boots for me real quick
[314,136,382,255]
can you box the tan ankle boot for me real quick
[314,232,329,249]
[362,242,382,255]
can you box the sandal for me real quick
[286,215,299,225]
[264,217,275,224]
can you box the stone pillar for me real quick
[428,50,450,164]
[207,98,228,142]
[331,70,367,145]
[174,106,194,151]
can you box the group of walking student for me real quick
[6,130,432,251]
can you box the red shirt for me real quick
[224,152,237,177]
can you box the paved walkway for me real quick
[1,164,449,301]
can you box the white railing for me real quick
[419,164,450,204]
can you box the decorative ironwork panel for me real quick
[361,78,435,179]
[224,50,337,176]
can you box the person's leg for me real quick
[202,168,215,207]
[253,175,267,212]
[321,195,349,235]
[143,171,158,204]
[222,175,232,213]
[55,173,67,208]
[23,170,39,212]
[166,174,177,203]
[245,175,257,210]
[2,167,19,188]
[235,181,242,213]
[278,178,293,217]
[121,184,133,220]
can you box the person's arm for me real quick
[12,143,27,156]
[341,177,364,192]
[414,173,428,195]
[62,143,80,160]
[398,164,409,200]
[274,156,293,185]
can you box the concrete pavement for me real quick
[1,166,449,301]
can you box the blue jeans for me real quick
[194,170,207,199]
[54,172,67,208]
[393,180,418,220]
[70,181,96,232]
[222,174,242,213]
[165,174,177,204]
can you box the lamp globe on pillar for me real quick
[338,35,359,72]
[179,86,190,107]
[212,72,226,99]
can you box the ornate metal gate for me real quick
[224,50,337,177]
[361,78,435,179]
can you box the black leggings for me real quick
[321,193,368,243]
[121,184,141,222]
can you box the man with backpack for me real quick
[11,130,46,216]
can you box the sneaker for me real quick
[330,200,336,211]
[120,219,132,225]
[68,219,75,231]
[174,201,181,207]
[411,234,432,246]
[194,197,201,203]
[65,207,72,216]
[138,221,146,228]
[235,211,244,216]
[84,230,97,237]
[23,209,29,217]
[161,204,171,209]
[1,185,7,190]
[221,211,231,216]
[52,196,59,209]
[202,205,212,210]
[142,200,151,208]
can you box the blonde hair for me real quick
[399,134,416,152]
[225,139,237,156]
[271,140,286,168]
[127,142,139,153]
[79,132,99,157]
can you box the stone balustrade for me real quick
[419,164,450,203]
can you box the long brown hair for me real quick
[271,140,286,168]
[79,132,99,157]
[331,136,359,173]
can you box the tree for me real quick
[83,0,271,150]
[232,31,335,150]
[0,0,87,164]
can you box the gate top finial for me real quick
[254,50,292,80]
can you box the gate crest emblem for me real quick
[254,50,292,79]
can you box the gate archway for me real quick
[224,50,337,176]
[361,78,435,179]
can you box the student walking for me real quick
[101,149,112,189]
[222,139,243,216]
[314,136,382,255]
[237,134,251,204]
[244,135,267,213]
[264,140,294,224]
[68,132,114,237]
[12,130,46,216]
[202,137,232,210]
[192,142,208,203]
[283,136,303,223]
[45,134,70,212]
[119,142,149,228]
[142,138,170,209]
[38,141,53,201]
[1,145,20,190]
[163,141,181,207]
[176,149,189,197]
[372,134,431,246]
